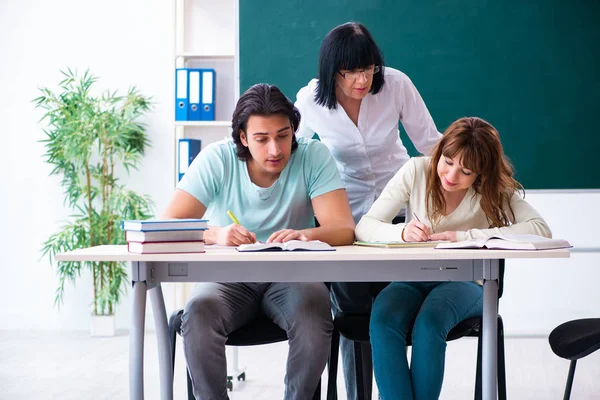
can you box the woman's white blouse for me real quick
[295,67,442,222]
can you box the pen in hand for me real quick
[412,212,431,241]
[226,210,241,225]
[227,210,255,243]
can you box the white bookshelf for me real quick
[175,53,235,61]
[172,0,244,389]
[173,0,239,184]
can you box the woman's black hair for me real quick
[315,22,385,109]
[231,83,300,161]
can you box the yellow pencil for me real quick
[227,210,241,225]
[227,209,255,243]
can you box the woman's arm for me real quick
[355,159,416,242]
[449,193,552,241]
[396,73,442,156]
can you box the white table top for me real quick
[56,245,570,263]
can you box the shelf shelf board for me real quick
[175,121,231,127]
[175,53,235,61]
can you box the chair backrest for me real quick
[171,309,288,346]
[498,259,506,299]
[227,313,288,346]
[549,318,600,360]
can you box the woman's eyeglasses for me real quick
[338,65,381,81]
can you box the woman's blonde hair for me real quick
[425,117,524,227]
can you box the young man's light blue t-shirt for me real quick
[177,137,345,243]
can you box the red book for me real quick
[127,241,205,254]
[126,230,204,243]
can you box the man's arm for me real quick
[161,189,255,245]
[162,189,207,219]
[305,189,355,245]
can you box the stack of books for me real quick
[122,219,208,254]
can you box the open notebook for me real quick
[435,234,572,250]
[237,240,335,252]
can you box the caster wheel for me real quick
[238,372,246,381]
[226,379,233,391]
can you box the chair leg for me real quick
[327,329,339,400]
[474,331,483,400]
[168,313,178,372]
[354,341,372,400]
[362,342,373,400]
[497,316,507,400]
[354,341,365,400]
[186,368,195,400]
[312,378,322,400]
[563,360,577,400]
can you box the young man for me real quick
[162,83,355,399]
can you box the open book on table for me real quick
[435,234,572,250]
[237,240,335,252]
[354,240,449,248]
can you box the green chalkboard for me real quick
[240,0,600,189]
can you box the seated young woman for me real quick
[355,116,551,400]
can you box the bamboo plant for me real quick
[34,69,155,316]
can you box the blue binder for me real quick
[175,69,189,121]
[178,139,202,181]
[200,69,215,121]
[187,69,202,121]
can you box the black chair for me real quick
[169,309,324,399]
[548,318,600,400]
[327,260,506,400]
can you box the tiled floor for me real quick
[1,330,599,399]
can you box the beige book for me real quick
[237,240,334,252]
[435,234,572,250]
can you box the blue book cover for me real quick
[178,138,201,181]
[123,219,208,232]
[175,68,189,121]
[200,69,215,121]
[187,69,202,121]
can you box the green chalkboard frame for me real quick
[240,0,600,189]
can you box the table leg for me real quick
[150,283,174,400]
[482,278,498,400]
[130,280,147,400]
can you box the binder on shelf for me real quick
[178,138,202,181]
[175,69,189,121]
[188,69,202,121]
[201,69,215,121]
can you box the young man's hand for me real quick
[267,229,309,243]
[215,224,257,246]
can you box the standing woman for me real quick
[356,117,552,399]
[295,21,442,398]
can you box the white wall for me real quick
[0,0,232,331]
[0,0,597,336]
[501,191,600,335]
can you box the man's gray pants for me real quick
[181,282,332,400]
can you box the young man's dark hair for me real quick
[315,22,386,109]
[231,83,300,161]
